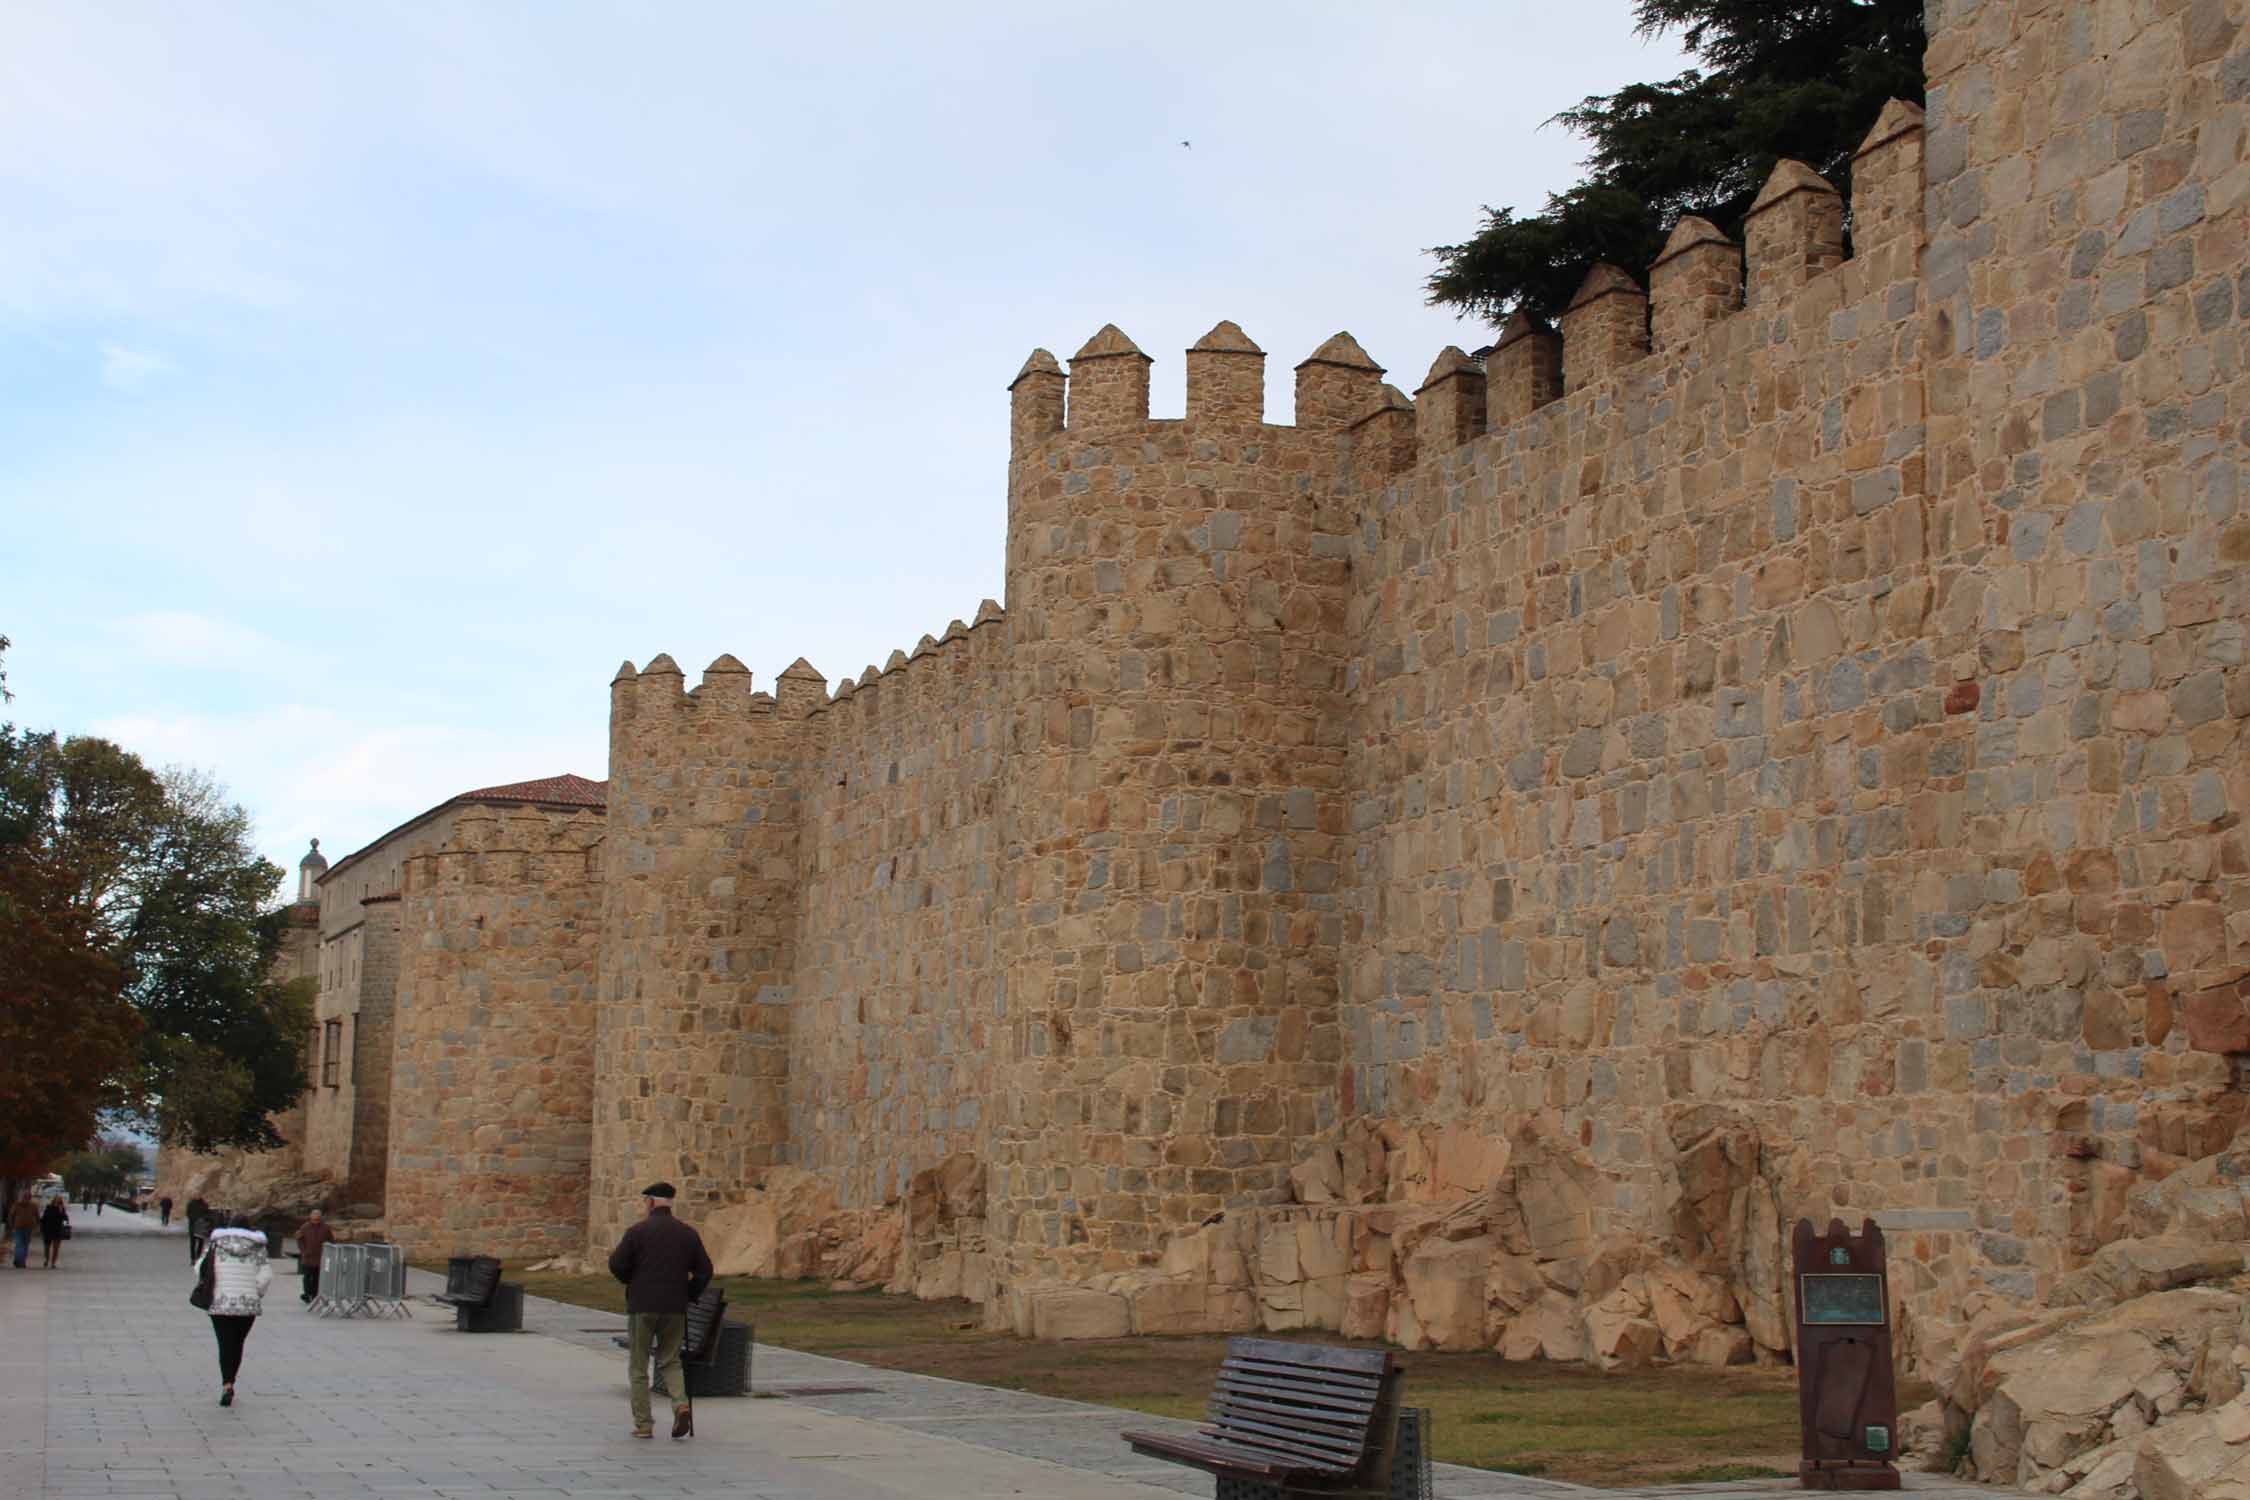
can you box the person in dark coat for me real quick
[39,1196,69,1268]
[295,1209,334,1305]
[159,1195,174,1227]
[186,1196,210,1262]
[606,1182,713,1440]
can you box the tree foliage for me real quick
[57,1136,146,1204]
[0,693,309,1155]
[1425,0,1926,327]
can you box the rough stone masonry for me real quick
[348,0,2250,1384]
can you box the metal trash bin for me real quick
[685,1321,754,1398]
[457,1281,524,1333]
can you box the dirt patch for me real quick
[503,1270,1874,1487]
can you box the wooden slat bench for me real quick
[1124,1336,1405,1499]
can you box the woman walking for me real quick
[39,1196,68,1268]
[197,1216,272,1406]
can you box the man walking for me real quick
[296,1208,334,1306]
[8,1195,35,1268]
[159,1195,173,1227]
[606,1182,712,1440]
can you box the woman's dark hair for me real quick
[229,1212,255,1229]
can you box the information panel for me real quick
[1800,1273,1885,1326]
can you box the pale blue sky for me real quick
[3,1,1688,883]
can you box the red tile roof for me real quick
[455,773,608,809]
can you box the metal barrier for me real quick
[313,1242,366,1317]
[359,1242,411,1318]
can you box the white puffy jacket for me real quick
[199,1228,273,1316]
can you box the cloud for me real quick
[99,343,171,389]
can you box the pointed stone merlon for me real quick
[1649,216,1743,353]
[698,652,755,713]
[1347,383,1416,479]
[1009,349,1065,454]
[1486,312,1561,426]
[1559,264,1649,393]
[613,652,687,723]
[1850,99,1926,255]
[1744,159,1844,308]
[774,656,826,718]
[1414,347,1486,458]
[1067,324,1152,434]
[1295,332,1385,432]
[1186,320,1265,426]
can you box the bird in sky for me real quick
[1180,140,1192,149]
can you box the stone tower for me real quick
[588,654,824,1251]
[988,320,1362,1287]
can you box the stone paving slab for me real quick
[11,1225,2019,1500]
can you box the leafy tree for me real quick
[57,1136,146,1205]
[0,725,310,1153]
[0,848,137,1178]
[1425,0,1926,327]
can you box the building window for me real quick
[322,1019,342,1087]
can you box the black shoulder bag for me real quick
[189,1250,215,1310]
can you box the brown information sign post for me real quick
[1792,1218,1900,1491]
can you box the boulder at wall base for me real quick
[1498,1290,1591,1363]
[1968,1289,2245,1488]
[699,1168,838,1277]
[1029,1286,1131,1341]
[2054,1237,2247,1308]
[2137,1393,2250,1500]
[1395,1233,1495,1351]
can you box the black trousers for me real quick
[209,1314,255,1385]
[300,1265,319,1302]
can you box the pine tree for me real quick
[1426,0,1925,328]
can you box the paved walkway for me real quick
[2,1220,2009,1500]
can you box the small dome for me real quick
[299,837,327,871]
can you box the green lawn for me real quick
[478,1267,1837,1486]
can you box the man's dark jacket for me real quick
[607,1208,714,1315]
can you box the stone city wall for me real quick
[790,605,1009,1213]
[560,0,2250,1377]
[386,806,605,1260]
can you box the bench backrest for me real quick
[461,1255,503,1307]
[684,1283,727,1362]
[1204,1337,1400,1479]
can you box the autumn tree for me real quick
[0,702,310,1153]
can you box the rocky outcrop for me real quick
[1029,1117,1770,1366]
[1939,1222,2250,1499]
[161,1151,338,1221]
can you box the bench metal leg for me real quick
[1215,1481,1284,1500]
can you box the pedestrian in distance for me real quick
[296,1208,334,1306]
[39,1195,69,1268]
[606,1182,713,1440]
[159,1195,173,1227]
[7,1195,35,1268]
[196,1214,272,1407]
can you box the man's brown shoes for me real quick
[672,1404,693,1439]
[631,1426,653,1439]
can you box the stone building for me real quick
[299,774,605,1214]
[199,0,2250,1388]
